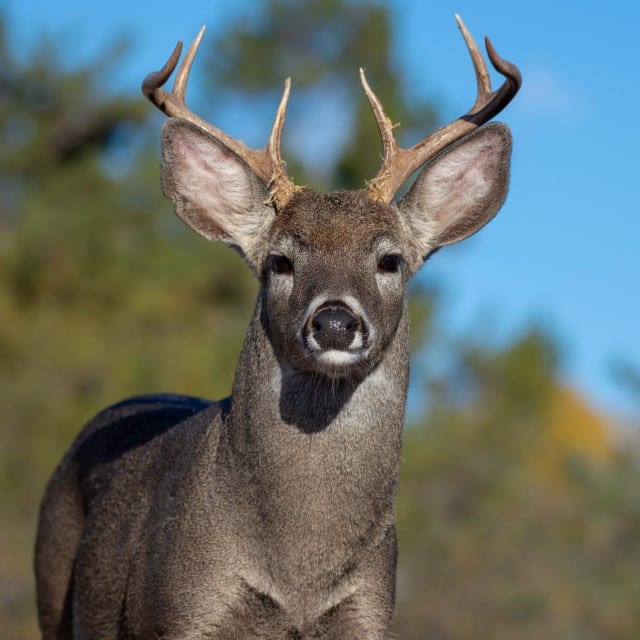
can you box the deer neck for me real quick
[221,295,409,544]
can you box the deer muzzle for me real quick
[303,299,371,370]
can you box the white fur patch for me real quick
[317,350,366,366]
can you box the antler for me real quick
[362,15,522,203]
[142,27,296,210]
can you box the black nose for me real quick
[311,304,359,351]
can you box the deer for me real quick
[34,15,520,639]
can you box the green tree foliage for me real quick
[395,329,640,639]
[2,3,640,638]
[611,357,640,417]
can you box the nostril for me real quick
[310,305,360,351]
[312,307,356,332]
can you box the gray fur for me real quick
[35,118,512,638]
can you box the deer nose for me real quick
[310,303,360,351]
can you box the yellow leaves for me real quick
[533,385,611,482]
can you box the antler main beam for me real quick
[142,27,296,209]
[362,15,522,203]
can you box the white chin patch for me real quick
[305,330,365,354]
[317,350,365,367]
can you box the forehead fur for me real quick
[270,188,404,251]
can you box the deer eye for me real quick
[270,254,293,276]
[377,254,402,274]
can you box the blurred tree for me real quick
[535,385,610,480]
[393,329,640,640]
[611,358,640,411]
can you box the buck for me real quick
[35,16,520,639]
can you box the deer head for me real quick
[142,16,521,382]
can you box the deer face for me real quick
[261,189,409,379]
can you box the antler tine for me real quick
[471,36,522,123]
[142,28,296,209]
[455,14,492,112]
[456,15,521,123]
[365,15,521,204]
[172,25,206,99]
[268,77,291,159]
[265,78,296,205]
[141,41,183,112]
[359,68,398,162]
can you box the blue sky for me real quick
[5,0,640,419]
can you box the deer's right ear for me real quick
[161,118,274,262]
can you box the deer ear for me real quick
[160,118,274,259]
[397,123,512,258]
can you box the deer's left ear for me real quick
[397,122,512,259]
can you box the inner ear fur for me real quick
[160,118,274,262]
[397,122,512,257]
